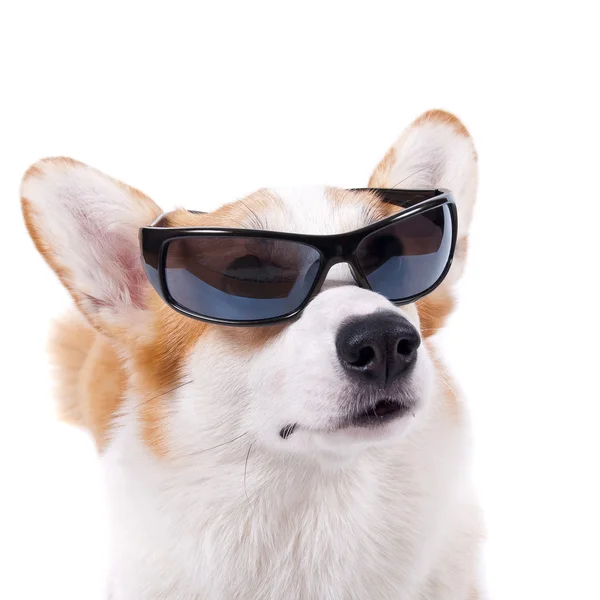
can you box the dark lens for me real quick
[356,204,453,301]
[164,236,322,322]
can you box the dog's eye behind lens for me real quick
[355,205,451,301]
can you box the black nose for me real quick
[336,312,421,385]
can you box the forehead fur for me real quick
[164,186,389,233]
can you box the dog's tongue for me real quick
[279,424,298,439]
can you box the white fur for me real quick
[105,372,482,599]
[102,180,483,599]
[23,112,484,599]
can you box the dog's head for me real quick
[22,110,477,463]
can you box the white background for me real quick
[1,1,599,598]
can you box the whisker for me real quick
[391,162,443,189]
[405,435,436,458]
[437,375,460,404]
[178,431,250,459]
[130,378,194,411]
[244,442,254,506]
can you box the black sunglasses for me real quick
[139,188,458,326]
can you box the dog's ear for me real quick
[369,109,477,240]
[21,158,162,335]
[370,110,478,335]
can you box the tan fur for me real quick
[368,146,397,188]
[167,188,285,229]
[129,297,286,456]
[415,235,470,338]
[130,294,208,455]
[48,313,96,427]
[414,109,473,144]
[79,332,127,449]
[46,277,207,456]
[426,340,462,419]
[416,289,456,339]
[326,187,393,226]
[49,312,126,450]
[23,163,44,181]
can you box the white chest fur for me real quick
[103,393,480,600]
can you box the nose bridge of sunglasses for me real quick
[316,255,368,291]
[308,232,370,289]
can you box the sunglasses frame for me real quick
[139,188,458,326]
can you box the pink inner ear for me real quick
[112,231,148,309]
[116,236,147,308]
[73,205,148,311]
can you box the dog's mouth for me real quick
[279,398,414,439]
[344,398,412,428]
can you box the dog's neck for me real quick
[102,388,469,598]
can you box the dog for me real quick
[21,109,484,599]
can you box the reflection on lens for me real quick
[165,237,322,321]
[356,205,452,301]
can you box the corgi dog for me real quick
[21,109,484,600]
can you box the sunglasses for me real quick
[139,189,458,326]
